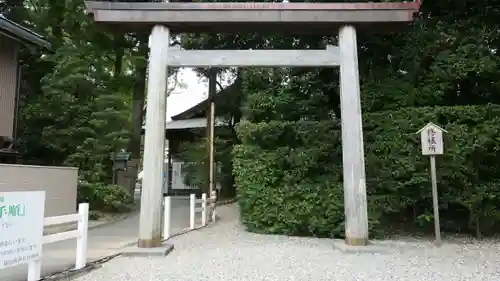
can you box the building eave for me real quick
[0,16,51,50]
[171,82,238,120]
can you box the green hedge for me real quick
[233,105,500,238]
[77,182,133,212]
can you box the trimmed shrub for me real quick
[77,182,133,212]
[233,105,500,238]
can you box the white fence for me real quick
[163,196,172,239]
[190,193,207,229]
[27,203,89,281]
[162,193,216,240]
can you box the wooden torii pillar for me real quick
[85,1,421,249]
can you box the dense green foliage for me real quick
[234,106,500,237]
[5,0,158,210]
[77,182,133,212]
[226,0,500,238]
[5,0,182,212]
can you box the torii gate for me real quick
[85,1,420,249]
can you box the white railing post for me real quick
[26,202,90,280]
[163,196,171,239]
[211,190,217,222]
[27,259,41,281]
[189,194,195,229]
[201,193,207,226]
[75,203,89,270]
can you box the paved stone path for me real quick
[75,204,500,281]
[1,196,194,281]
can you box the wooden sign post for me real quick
[416,122,447,246]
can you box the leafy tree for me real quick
[13,0,135,210]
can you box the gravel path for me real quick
[76,204,500,281]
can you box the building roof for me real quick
[165,117,226,130]
[0,16,51,49]
[145,117,226,131]
[140,117,226,135]
[140,79,238,134]
[171,82,238,120]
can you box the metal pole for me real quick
[208,98,215,195]
[430,155,442,246]
[208,68,217,215]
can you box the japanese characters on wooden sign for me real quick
[417,122,446,156]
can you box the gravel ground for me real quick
[75,205,500,281]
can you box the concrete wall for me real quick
[0,164,78,217]
[0,34,19,138]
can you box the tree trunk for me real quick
[124,35,148,195]
[114,34,124,78]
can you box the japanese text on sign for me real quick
[427,127,437,153]
[0,191,45,270]
[418,123,444,155]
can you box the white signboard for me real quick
[417,122,446,156]
[171,161,197,190]
[0,191,45,269]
